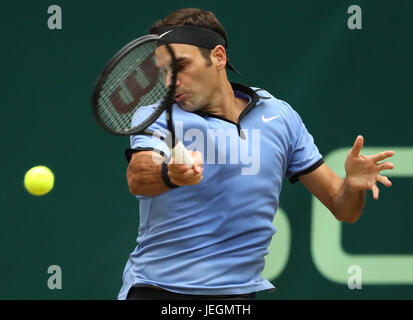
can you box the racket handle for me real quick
[172,141,194,166]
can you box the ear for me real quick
[211,45,227,70]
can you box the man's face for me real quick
[155,43,218,112]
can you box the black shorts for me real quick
[126,286,256,300]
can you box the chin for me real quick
[179,102,202,113]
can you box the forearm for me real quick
[332,178,366,223]
[127,151,170,196]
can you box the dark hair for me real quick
[150,8,228,67]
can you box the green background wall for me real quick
[1,0,412,299]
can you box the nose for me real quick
[164,69,171,88]
[164,71,181,88]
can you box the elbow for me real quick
[127,166,142,196]
[333,211,360,224]
[339,216,359,224]
[127,178,140,195]
[127,176,139,195]
[127,175,149,196]
[126,167,158,196]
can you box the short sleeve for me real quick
[282,101,324,183]
[125,107,171,163]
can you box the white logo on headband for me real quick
[159,30,173,38]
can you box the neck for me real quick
[201,77,247,123]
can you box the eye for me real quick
[176,62,187,72]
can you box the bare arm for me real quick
[299,163,366,223]
[127,151,170,196]
[127,151,204,196]
[299,136,394,223]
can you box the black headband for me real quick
[152,25,240,75]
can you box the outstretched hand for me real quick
[345,135,394,200]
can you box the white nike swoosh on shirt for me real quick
[262,114,280,123]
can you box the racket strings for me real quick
[96,41,169,133]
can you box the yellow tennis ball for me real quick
[24,166,55,196]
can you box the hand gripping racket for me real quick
[92,34,193,165]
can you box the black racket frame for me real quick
[92,34,178,140]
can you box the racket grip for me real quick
[172,141,194,166]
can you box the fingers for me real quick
[168,151,204,186]
[350,135,364,157]
[377,174,392,187]
[377,161,394,172]
[372,184,380,200]
[169,152,204,174]
[191,151,204,174]
[169,168,203,186]
[183,172,203,185]
[372,175,393,200]
[371,150,394,163]
[172,166,203,180]
[168,163,203,178]
[168,160,192,174]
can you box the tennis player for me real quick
[118,8,394,300]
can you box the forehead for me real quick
[154,43,202,66]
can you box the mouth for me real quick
[174,93,187,103]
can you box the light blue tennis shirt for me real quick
[118,83,323,299]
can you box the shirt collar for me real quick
[230,82,262,121]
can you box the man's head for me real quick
[150,8,228,69]
[150,8,235,112]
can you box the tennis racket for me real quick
[92,34,193,165]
